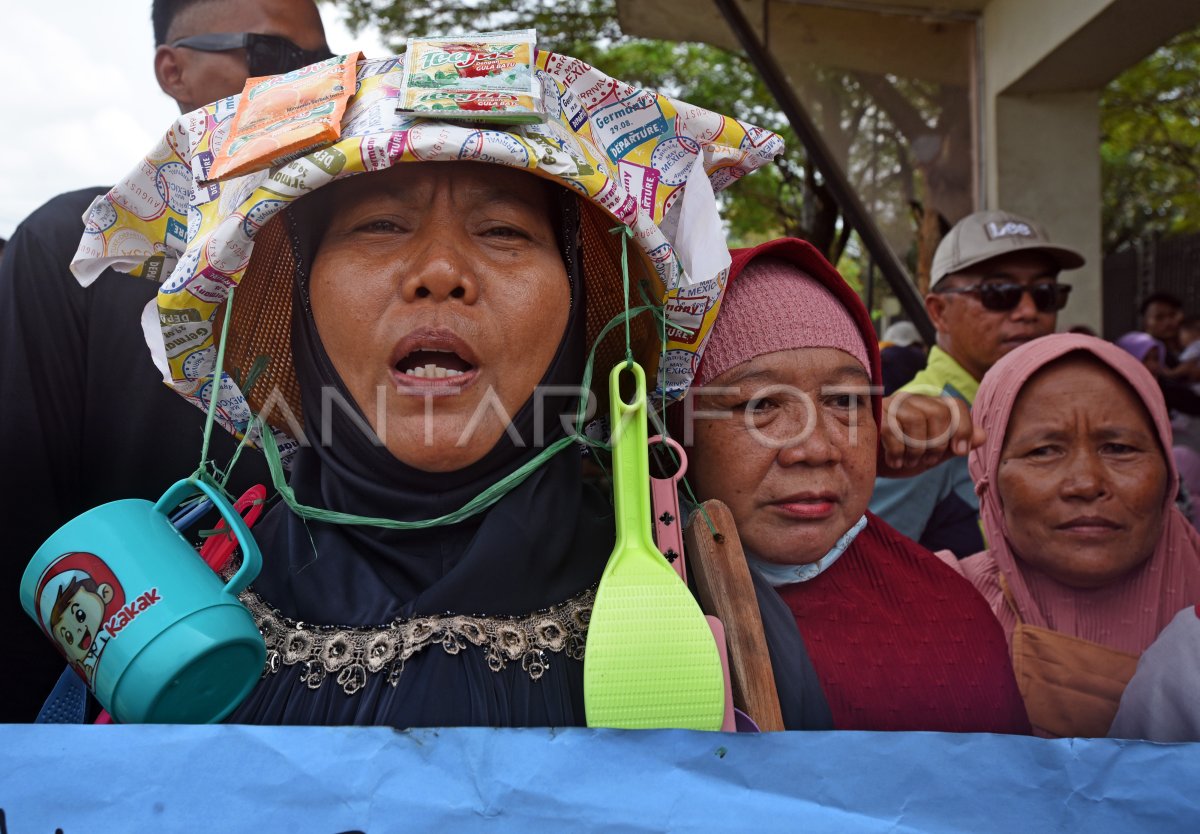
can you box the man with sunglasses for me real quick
[0,0,330,721]
[154,0,331,112]
[870,210,1084,558]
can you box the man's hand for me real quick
[877,393,985,478]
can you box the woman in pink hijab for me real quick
[960,333,1200,737]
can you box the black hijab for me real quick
[245,180,613,624]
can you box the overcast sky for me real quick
[0,1,389,238]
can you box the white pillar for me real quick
[990,91,1102,331]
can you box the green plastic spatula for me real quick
[583,361,725,730]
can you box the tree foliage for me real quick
[1101,26,1200,254]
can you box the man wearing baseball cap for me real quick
[869,209,1085,558]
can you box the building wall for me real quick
[982,0,1110,330]
[990,91,1102,330]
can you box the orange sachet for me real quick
[204,52,362,183]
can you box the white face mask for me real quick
[747,515,868,587]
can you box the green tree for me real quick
[1101,26,1200,254]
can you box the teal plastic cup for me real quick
[20,478,265,723]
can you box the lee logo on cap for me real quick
[985,220,1035,240]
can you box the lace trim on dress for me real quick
[239,587,594,696]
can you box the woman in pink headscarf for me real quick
[960,333,1200,737]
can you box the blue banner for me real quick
[1,727,1197,832]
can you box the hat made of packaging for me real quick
[931,209,1085,287]
[71,51,783,461]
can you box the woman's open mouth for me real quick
[390,328,480,389]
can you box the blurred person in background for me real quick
[1115,331,1200,419]
[1141,292,1186,371]
[1115,331,1200,516]
[0,0,330,721]
[879,320,927,396]
[1176,314,1200,391]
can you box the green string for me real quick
[215,354,272,490]
[609,224,635,368]
[217,415,257,490]
[261,426,580,529]
[191,287,237,504]
[229,354,271,404]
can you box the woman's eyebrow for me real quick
[826,365,871,386]
[465,184,547,214]
[1008,426,1070,445]
[1092,426,1154,442]
[712,368,779,388]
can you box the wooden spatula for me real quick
[684,499,785,731]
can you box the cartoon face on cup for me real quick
[36,552,129,683]
[21,479,266,724]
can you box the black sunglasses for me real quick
[170,32,335,77]
[935,282,1072,313]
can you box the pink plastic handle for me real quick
[199,484,268,572]
[648,435,687,583]
[648,437,736,729]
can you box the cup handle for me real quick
[153,479,263,598]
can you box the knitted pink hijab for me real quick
[962,333,1200,654]
[693,238,882,431]
[696,257,871,386]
